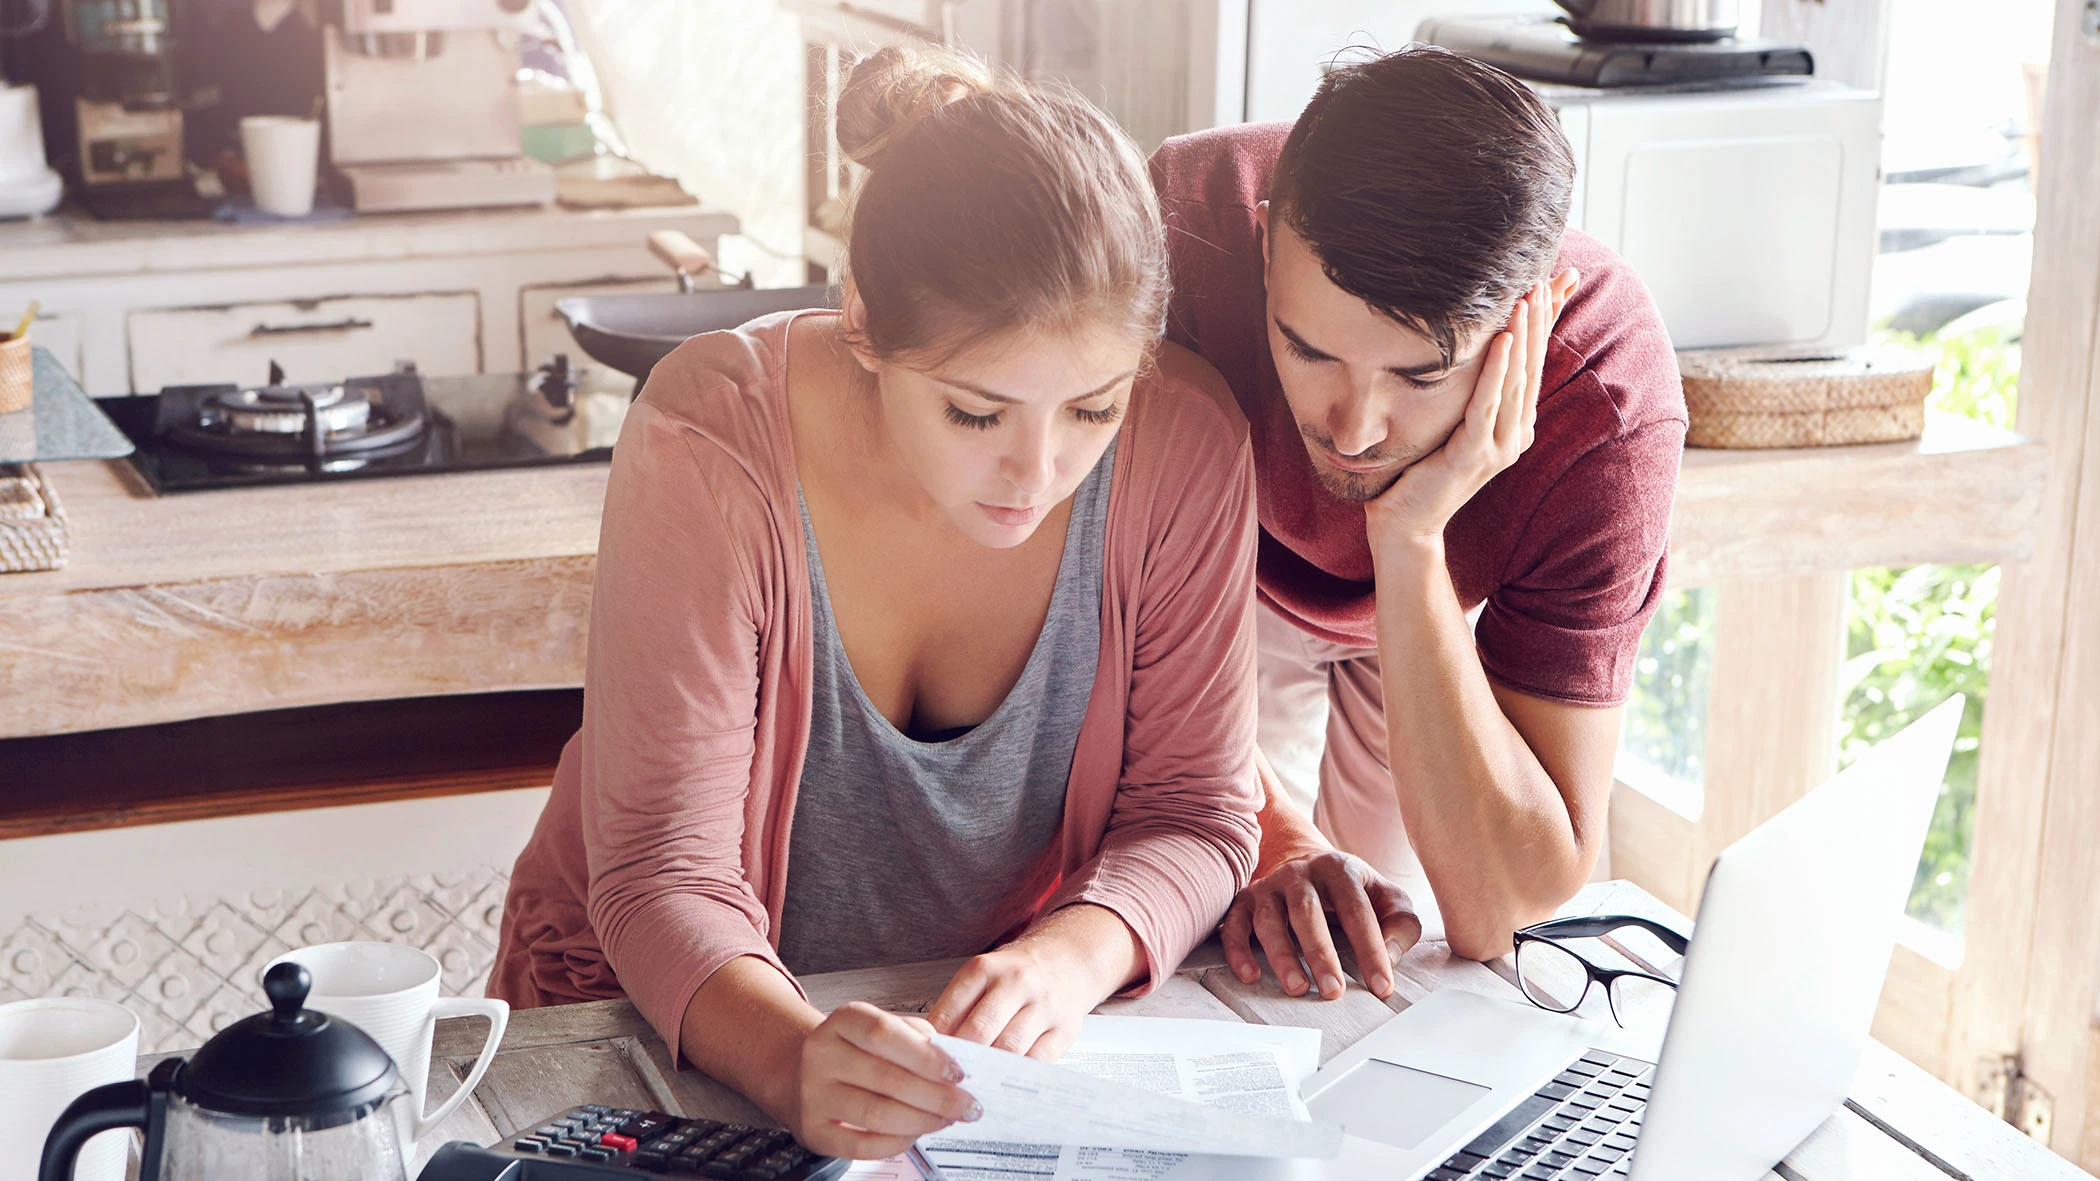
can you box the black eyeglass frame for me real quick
[1512,914,1689,1026]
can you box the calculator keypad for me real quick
[501,1105,844,1181]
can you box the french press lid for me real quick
[175,961,401,1118]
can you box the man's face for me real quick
[1259,203,1495,503]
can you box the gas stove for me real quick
[97,359,626,494]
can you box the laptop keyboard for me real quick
[1426,1048,1655,1180]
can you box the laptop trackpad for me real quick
[1308,1058,1492,1150]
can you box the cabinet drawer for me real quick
[127,293,481,392]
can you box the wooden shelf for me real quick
[1668,413,2047,587]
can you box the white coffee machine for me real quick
[323,0,554,213]
[0,0,65,217]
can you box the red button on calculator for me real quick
[599,1133,639,1152]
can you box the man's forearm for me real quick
[1372,534,1587,959]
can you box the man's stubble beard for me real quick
[1310,463,1402,504]
[1298,424,1422,504]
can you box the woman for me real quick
[492,46,1262,1160]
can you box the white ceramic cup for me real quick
[239,115,321,217]
[0,998,140,1181]
[267,943,507,1142]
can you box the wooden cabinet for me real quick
[127,293,482,391]
[0,204,740,394]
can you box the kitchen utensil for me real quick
[0,998,137,1181]
[240,116,320,217]
[37,962,423,1181]
[10,301,38,341]
[265,942,507,1146]
[556,283,834,386]
[1552,0,1739,42]
[647,230,718,292]
[557,228,837,387]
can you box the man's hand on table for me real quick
[927,902,1142,1062]
[1221,847,1424,1001]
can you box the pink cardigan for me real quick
[493,312,1263,1056]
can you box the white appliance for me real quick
[1531,77,1880,351]
[1168,695,1961,1181]
[1420,15,1881,353]
[323,0,555,213]
[0,83,63,218]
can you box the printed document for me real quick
[844,1015,1339,1181]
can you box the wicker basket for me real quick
[1679,346,1937,449]
[0,463,69,573]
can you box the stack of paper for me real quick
[846,1016,1342,1181]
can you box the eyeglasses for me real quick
[1512,915,1688,1027]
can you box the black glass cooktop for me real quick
[96,368,626,494]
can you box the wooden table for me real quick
[358,881,2084,1181]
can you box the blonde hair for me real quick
[834,43,1168,363]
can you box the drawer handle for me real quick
[249,317,376,337]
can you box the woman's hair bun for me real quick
[835,43,995,172]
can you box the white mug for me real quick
[267,942,507,1143]
[239,115,320,217]
[0,998,139,1181]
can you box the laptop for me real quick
[1175,694,1962,1181]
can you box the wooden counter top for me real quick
[0,455,608,599]
[0,414,2046,740]
[0,204,742,285]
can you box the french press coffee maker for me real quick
[39,962,428,1181]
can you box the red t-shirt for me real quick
[1151,123,1687,707]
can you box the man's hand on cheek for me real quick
[1364,269,1578,557]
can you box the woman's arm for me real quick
[923,903,1142,1061]
[680,957,979,1160]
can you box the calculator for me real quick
[417,1104,849,1181]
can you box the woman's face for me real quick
[861,319,1144,550]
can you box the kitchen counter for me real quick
[0,204,740,285]
[139,880,2080,1181]
[0,202,740,397]
[0,412,2045,742]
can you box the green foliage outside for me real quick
[1618,304,2022,935]
[1845,306,2021,933]
[1621,586,1715,790]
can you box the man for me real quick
[1150,46,1686,998]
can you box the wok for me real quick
[557,229,836,384]
[557,282,836,381]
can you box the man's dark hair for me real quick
[1270,45,1576,368]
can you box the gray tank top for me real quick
[777,442,1115,976]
